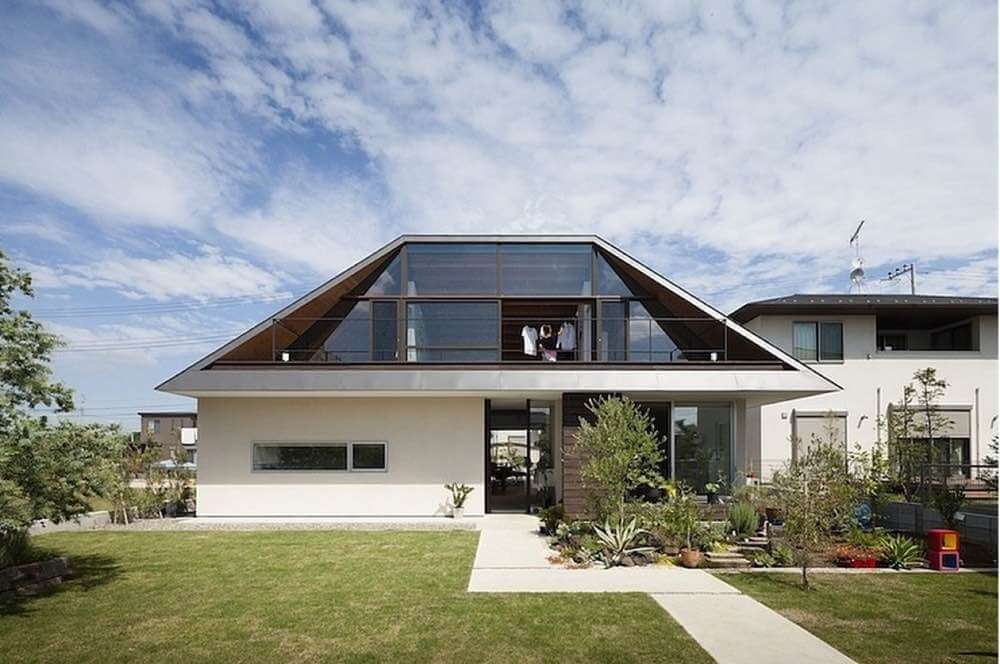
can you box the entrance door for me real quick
[486,399,555,513]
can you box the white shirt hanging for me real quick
[557,322,576,351]
[521,325,538,355]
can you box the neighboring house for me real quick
[137,411,198,465]
[731,295,998,482]
[157,235,838,517]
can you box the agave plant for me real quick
[878,534,924,570]
[593,516,655,568]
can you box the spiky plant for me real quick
[593,516,655,568]
[878,534,924,570]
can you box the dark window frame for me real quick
[251,441,389,472]
[792,320,843,363]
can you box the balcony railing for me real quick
[258,314,746,365]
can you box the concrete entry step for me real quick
[704,552,751,568]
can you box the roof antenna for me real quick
[849,220,866,294]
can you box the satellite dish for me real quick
[850,257,865,292]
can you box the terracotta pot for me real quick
[680,548,703,568]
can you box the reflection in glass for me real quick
[596,251,634,295]
[793,322,817,361]
[529,402,555,509]
[819,322,843,361]
[673,404,731,493]
[320,301,370,362]
[372,301,398,361]
[628,301,679,362]
[406,301,498,362]
[599,301,626,361]
[364,252,402,296]
[406,244,497,295]
[500,244,592,295]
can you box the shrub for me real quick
[727,501,758,537]
[749,549,775,567]
[928,485,965,529]
[770,543,795,567]
[537,503,565,535]
[593,516,655,568]
[0,529,34,569]
[878,534,924,570]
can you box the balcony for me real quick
[258,311,747,366]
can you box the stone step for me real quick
[704,552,751,569]
[734,545,768,555]
[706,551,748,560]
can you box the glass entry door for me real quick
[486,399,555,513]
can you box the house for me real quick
[730,295,998,482]
[137,411,198,465]
[157,236,839,517]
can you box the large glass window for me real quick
[673,404,732,492]
[363,252,402,296]
[792,322,817,361]
[321,301,371,362]
[253,444,348,471]
[596,251,634,295]
[819,322,843,361]
[406,301,499,362]
[500,244,592,295]
[599,301,627,361]
[628,301,678,362]
[406,244,497,295]
[372,301,398,361]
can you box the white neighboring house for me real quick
[731,294,998,482]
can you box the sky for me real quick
[1,0,997,428]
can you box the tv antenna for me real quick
[849,220,865,293]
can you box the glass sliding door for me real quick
[673,403,732,493]
[529,401,555,510]
[487,401,529,512]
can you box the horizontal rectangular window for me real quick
[253,442,389,471]
[253,444,348,471]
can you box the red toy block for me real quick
[926,529,959,552]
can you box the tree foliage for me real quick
[771,440,860,589]
[0,250,127,546]
[574,396,663,520]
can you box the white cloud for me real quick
[28,247,287,302]
[2,0,996,303]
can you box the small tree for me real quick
[574,396,663,521]
[982,433,998,493]
[771,440,860,589]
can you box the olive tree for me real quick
[574,396,663,520]
[771,440,860,589]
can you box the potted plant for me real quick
[673,491,703,568]
[834,544,878,568]
[445,483,473,519]
[703,482,720,505]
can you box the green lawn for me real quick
[722,571,998,664]
[1,531,709,663]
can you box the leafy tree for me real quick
[574,396,663,520]
[888,369,953,501]
[983,434,998,492]
[771,440,860,589]
[0,250,127,562]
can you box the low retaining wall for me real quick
[880,502,998,547]
[28,511,111,535]
[0,557,72,599]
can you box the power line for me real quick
[32,293,298,318]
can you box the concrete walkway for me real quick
[470,514,855,664]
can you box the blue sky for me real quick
[1,0,997,427]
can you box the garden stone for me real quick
[620,555,635,567]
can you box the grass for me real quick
[722,571,998,664]
[0,531,710,663]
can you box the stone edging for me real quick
[0,557,72,599]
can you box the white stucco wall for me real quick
[196,397,485,517]
[744,314,998,480]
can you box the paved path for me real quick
[470,514,855,664]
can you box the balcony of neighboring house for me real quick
[876,313,982,353]
[210,241,783,370]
